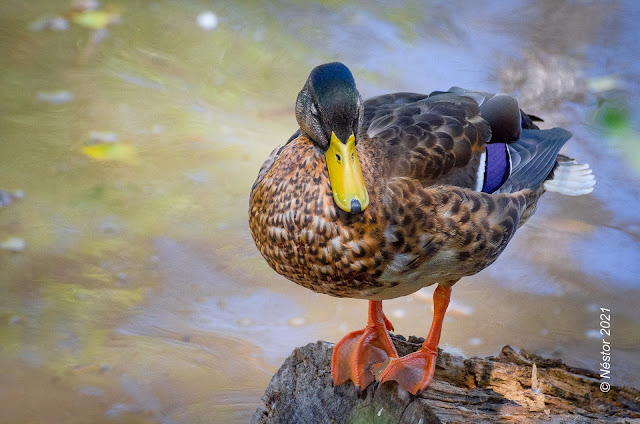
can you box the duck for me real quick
[249,62,595,396]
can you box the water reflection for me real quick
[1,0,639,422]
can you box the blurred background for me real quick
[1,0,639,422]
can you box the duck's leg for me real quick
[331,300,398,394]
[373,283,452,395]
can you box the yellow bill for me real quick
[325,132,369,213]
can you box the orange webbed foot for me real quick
[331,301,398,394]
[373,284,452,396]
[372,346,438,395]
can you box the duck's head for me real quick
[295,62,369,214]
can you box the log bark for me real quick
[252,335,640,424]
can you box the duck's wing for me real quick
[362,90,586,196]
[495,128,595,196]
[442,88,586,195]
[497,128,571,194]
[361,92,491,189]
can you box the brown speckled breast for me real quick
[249,136,390,298]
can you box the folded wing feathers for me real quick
[499,128,571,193]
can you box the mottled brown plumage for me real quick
[248,62,594,395]
[250,91,540,299]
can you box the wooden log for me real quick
[252,335,640,423]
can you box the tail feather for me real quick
[544,157,595,196]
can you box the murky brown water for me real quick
[1,0,639,422]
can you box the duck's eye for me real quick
[335,153,341,163]
[351,152,355,162]
[310,102,318,117]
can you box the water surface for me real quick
[1,1,639,422]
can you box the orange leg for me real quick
[373,284,452,395]
[331,300,398,395]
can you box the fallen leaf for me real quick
[71,9,120,29]
[82,143,138,163]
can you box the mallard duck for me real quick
[249,62,595,396]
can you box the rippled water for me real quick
[1,0,639,422]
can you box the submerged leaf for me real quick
[71,10,120,29]
[1,237,27,252]
[37,90,75,104]
[82,142,138,163]
[598,104,629,134]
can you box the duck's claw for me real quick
[382,313,394,332]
